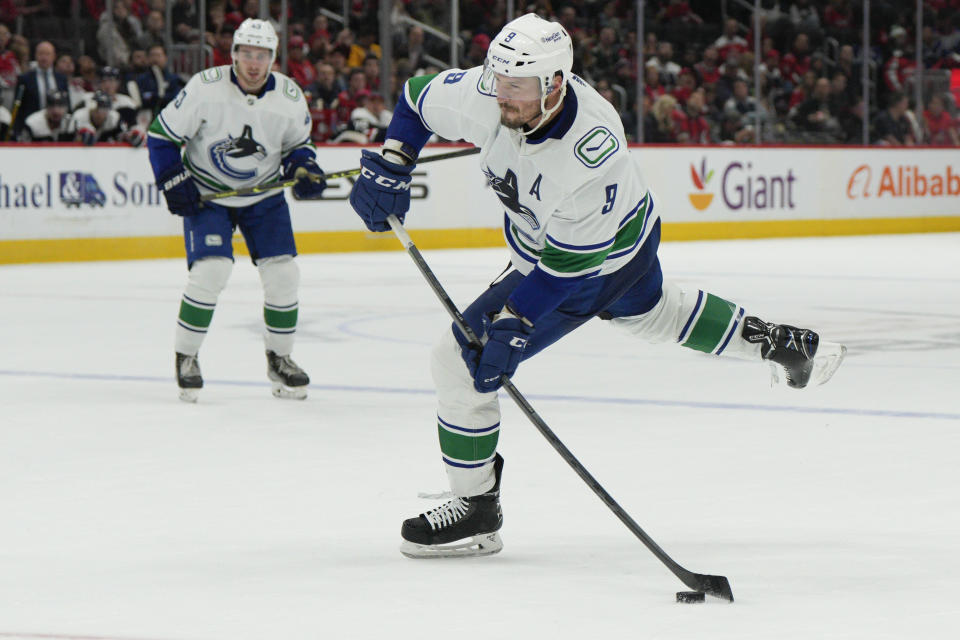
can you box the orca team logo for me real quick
[482,165,540,229]
[60,172,106,207]
[209,124,267,180]
[688,157,714,210]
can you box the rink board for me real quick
[1,143,958,264]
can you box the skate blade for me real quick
[271,382,307,400]
[400,532,503,559]
[810,341,847,386]
[178,388,199,403]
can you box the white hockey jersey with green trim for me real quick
[148,66,314,207]
[404,66,657,279]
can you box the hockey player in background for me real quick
[147,18,326,402]
[20,90,73,142]
[349,13,847,558]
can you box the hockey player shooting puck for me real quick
[676,591,706,603]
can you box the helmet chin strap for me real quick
[519,81,568,137]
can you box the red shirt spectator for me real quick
[924,95,959,145]
[287,36,316,88]
[671,89,712,144]
[780,33,812,85]
[883,51,916,93]
[714,18,748,61]
[694,46,721,85]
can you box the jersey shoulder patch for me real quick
[281,77,301,101]
[574,125,620,168]
[199,67,225,84]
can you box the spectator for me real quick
[657,0,703,25]
[780,33,812,88]
[834,44,861,96]
[171,0,200,43]
[644,93,679,142]
[362,53,380,92]
[20,89,72,142]
[136,44,183,116]
[337,91,392,143]
[211,24,234,67]
[12,41,68,136]
[0,22,20,97]
[304,61,340,108]
[714,52,747,110]
[55,54,86,110]
[882,40,916,96]
[97,0,143,67]
[827,71,852,118]
[674,88,712,143]
[788,0,821,33]
[310,14,331,44]
[838,96,865,143]
[398,25,427,72]
[589,27,621,83]
[643,64,666,102]
[345,26,381,69]
[723,78,757,120]
[671,67,697,105]
[463,33,490,69]
[76,55,100,91]
[793,77,839,138]
[335,68,368,126]
[648,41,681,89]
[872,91,915,146]
[788,69,817,110]
[714,18,747,62]
[137,10,166,51]
[923,93,959,145]
[694,45,721,85]
[287,35,315,88]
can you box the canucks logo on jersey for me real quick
[209,124,268,180]
[483,166,539,230]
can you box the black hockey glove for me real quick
[283,155,327,200]
[349,149,413,232]
[157,163,201,217]
[464,308,534,393]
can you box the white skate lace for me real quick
[422,497,470,531]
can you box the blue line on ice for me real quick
[3,369,957,421]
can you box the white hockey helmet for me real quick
[483,13,573,133]
[232,18,279,69]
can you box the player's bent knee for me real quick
[610,280,686,343]
[187,256,233,298]
[258,255,299,301]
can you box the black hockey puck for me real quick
[676,591,706,603]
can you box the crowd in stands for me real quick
[1,0,958,146]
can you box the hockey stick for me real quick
[4,84,25,142]
[200,146,481,202]
[386,214,734,602]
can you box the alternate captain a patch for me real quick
[208,124,268,180]
[482,165,540,230]
[575,126,619,168]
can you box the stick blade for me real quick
[685,573,734,602]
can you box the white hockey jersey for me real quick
[403,66,657,280]
[148,66,314,206]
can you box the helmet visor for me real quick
[482,61,543,101]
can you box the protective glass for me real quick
[481,62,542,102]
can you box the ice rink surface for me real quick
[1,232,958,640]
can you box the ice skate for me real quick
[175,352,202,403]
[400,454,504,559]
[266,350,309,399]
[742,316,846,389]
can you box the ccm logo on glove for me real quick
[360,166,412,191]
